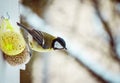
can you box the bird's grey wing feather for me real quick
[17,22,45,48]
[30,29,44,47]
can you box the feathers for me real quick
[17,22,66,52]
[17,22,44,48]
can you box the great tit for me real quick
[17,22,67,52]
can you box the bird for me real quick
[17,22,67,52]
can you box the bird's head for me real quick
[52,37,67,50]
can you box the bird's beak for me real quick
[64,47,67,50]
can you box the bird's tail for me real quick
[17,22,33,32]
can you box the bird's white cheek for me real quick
[54,41,63,49]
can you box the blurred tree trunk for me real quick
[20,0,120,83]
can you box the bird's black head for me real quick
[52,37,67,50]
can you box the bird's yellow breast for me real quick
[29,40,53,52]
[28,33,54,52]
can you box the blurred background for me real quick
[20,0,120,83]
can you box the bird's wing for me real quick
[17,22,45,47]
[30,29,45,47]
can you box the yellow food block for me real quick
[0,31,26,56]
[4,46,31,66]
[0,18,26,56]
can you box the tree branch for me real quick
[0,0,21,83]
